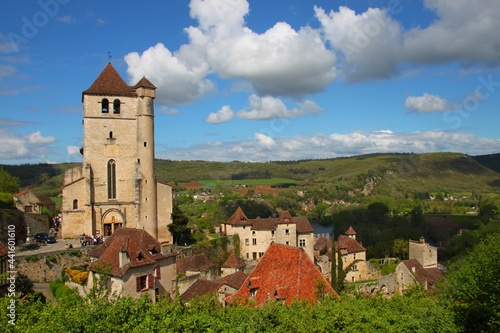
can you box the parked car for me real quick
[34,233,56,244]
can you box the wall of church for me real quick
[157,182,173,244]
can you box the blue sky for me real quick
[1,0,499,164]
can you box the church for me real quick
[61,63,173,244]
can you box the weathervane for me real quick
[108,51,112,63]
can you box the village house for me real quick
[226,243,336,306]
[87,227,177,302]
[180,271,248,303]
[395,237,444,293]
[221,251,246,277]
[173,253,217,296]
[314,226,379,282]
[12,188,56,214]
[220,207,315,261]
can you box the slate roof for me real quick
[226,243,336,306]
[403,259,444,288]
[82,63,137,99]
[225,207,314,233]
[88,228,174,277]
[222,251,246,269]
[176,253,215,275]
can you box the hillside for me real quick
[2,152,499,197]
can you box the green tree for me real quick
[168,204,192,245]
[393,238,409,260]
[0,167,20,193]
[443,232,500,332]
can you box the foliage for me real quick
[442,231,500,332]
[168,203,193,245]
[15,273,34,297]
[65,267,89,285]
[0,167,20,193]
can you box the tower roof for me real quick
[134,76,157,89]
[83,63,137,99]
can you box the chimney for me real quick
[119,249,130,268]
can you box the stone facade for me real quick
[409,237,438,268]
[61,64,172,243]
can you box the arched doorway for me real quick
[101,209,125,237]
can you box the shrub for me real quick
[65,267,89,285]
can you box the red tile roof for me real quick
[83,63,137,99]
[222,251,246,269]
[88,228,174,277]
[345,226,357,235]
[134,76,157,89]
[181,279,222,301]
[0,242,8,257]
[336,235,366,254]
[219,271,248,290]
[226,243,336,306]
[176,253,215,275]
[225,208,313,233]
[403,259,444,287]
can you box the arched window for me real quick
[107,159,116,199]
[113,99,121,114]
[73,199,78,210]
[101,98,109,113]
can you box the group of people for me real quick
[80,234,105,247]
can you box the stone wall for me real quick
[16,249,91,282]
[0,209,50,244]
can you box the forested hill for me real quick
[2,152,500,196]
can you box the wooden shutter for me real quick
[156,265,161,279]
[136,276,141,292]
[148,274,153,290]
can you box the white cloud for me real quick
[237,95,323,120]
[0,130,55,160]
[206,105,234,123]
[56,15,76,23]
[157,130,500,162]
[405,93,452,113]
[67,146,80,155]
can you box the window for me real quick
[144,142,147,147]
[285,241,289,245]
[24,206,32,213]
[113,99,121,113]
[107,159,116,199]
[299,239,306,247]
[245,238,249,246]
[252,231,256,235]
[353,253,356,260]
[252,238,257,245]
[285,229,289,235]
[109,131,113,139]
[271,230,275,236]
[101,98,109,113]
[250,288,257,299]
[136,275,147,291]
[72,199,78,210]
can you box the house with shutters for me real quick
[87,227,176,302]
[226,242,336,306]
[13,188,56,214]
[220,207,315,261]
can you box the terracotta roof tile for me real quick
[88,228,174,277]
[403,259,444,287]
[222,251,246,269]
[336,235,366,254]
[345,226,357,235]
[134,76,157,89]
[225,208,314,233]
[176,253,215,275]
[226,207,251,226]
[181,279,222,301]
[219,271,248,290]
[0,242,8,257]
[226,243,337,306]
[83,63,137,98]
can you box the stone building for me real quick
[221,207,315,261]
[13,188,56,214]
[61,63,173,243]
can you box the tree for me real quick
[393,239,409,260]
[443,232,500,332]
[168,204,192,245]
[0,167,20,193]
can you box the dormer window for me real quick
[137,252,144,261]
[113,99,121,113]
[101,98,109,113]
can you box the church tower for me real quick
[61,63,172,243]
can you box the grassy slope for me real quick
[2,152,499,197]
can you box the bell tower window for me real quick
[101,98,109,113]
[107,159,116,199]
[113,99,121,114]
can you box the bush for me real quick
[65,267,89,285]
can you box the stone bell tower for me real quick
[61,63,173,243]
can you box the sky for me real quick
[1,0,500,165]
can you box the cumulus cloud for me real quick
[0,129,55,160]
[157,130,500,162]
[237,95,323,120]
[67,146,80,155]
[315,0,500,82]
[206,105,234,124]
[405,93,452,113]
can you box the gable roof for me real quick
[181,279,222,301]
[88,228,174,277]
[336,235,366,254]
[345,226,357,235]
[219,271,248,290]
[226,243,336,306]
[12,188,55,206]
[176,253,215,275]
[224,208,314,233]
[403,259,444,287]
[222,251,246,269]
[82,63,137,98]
[134,76,157,89]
